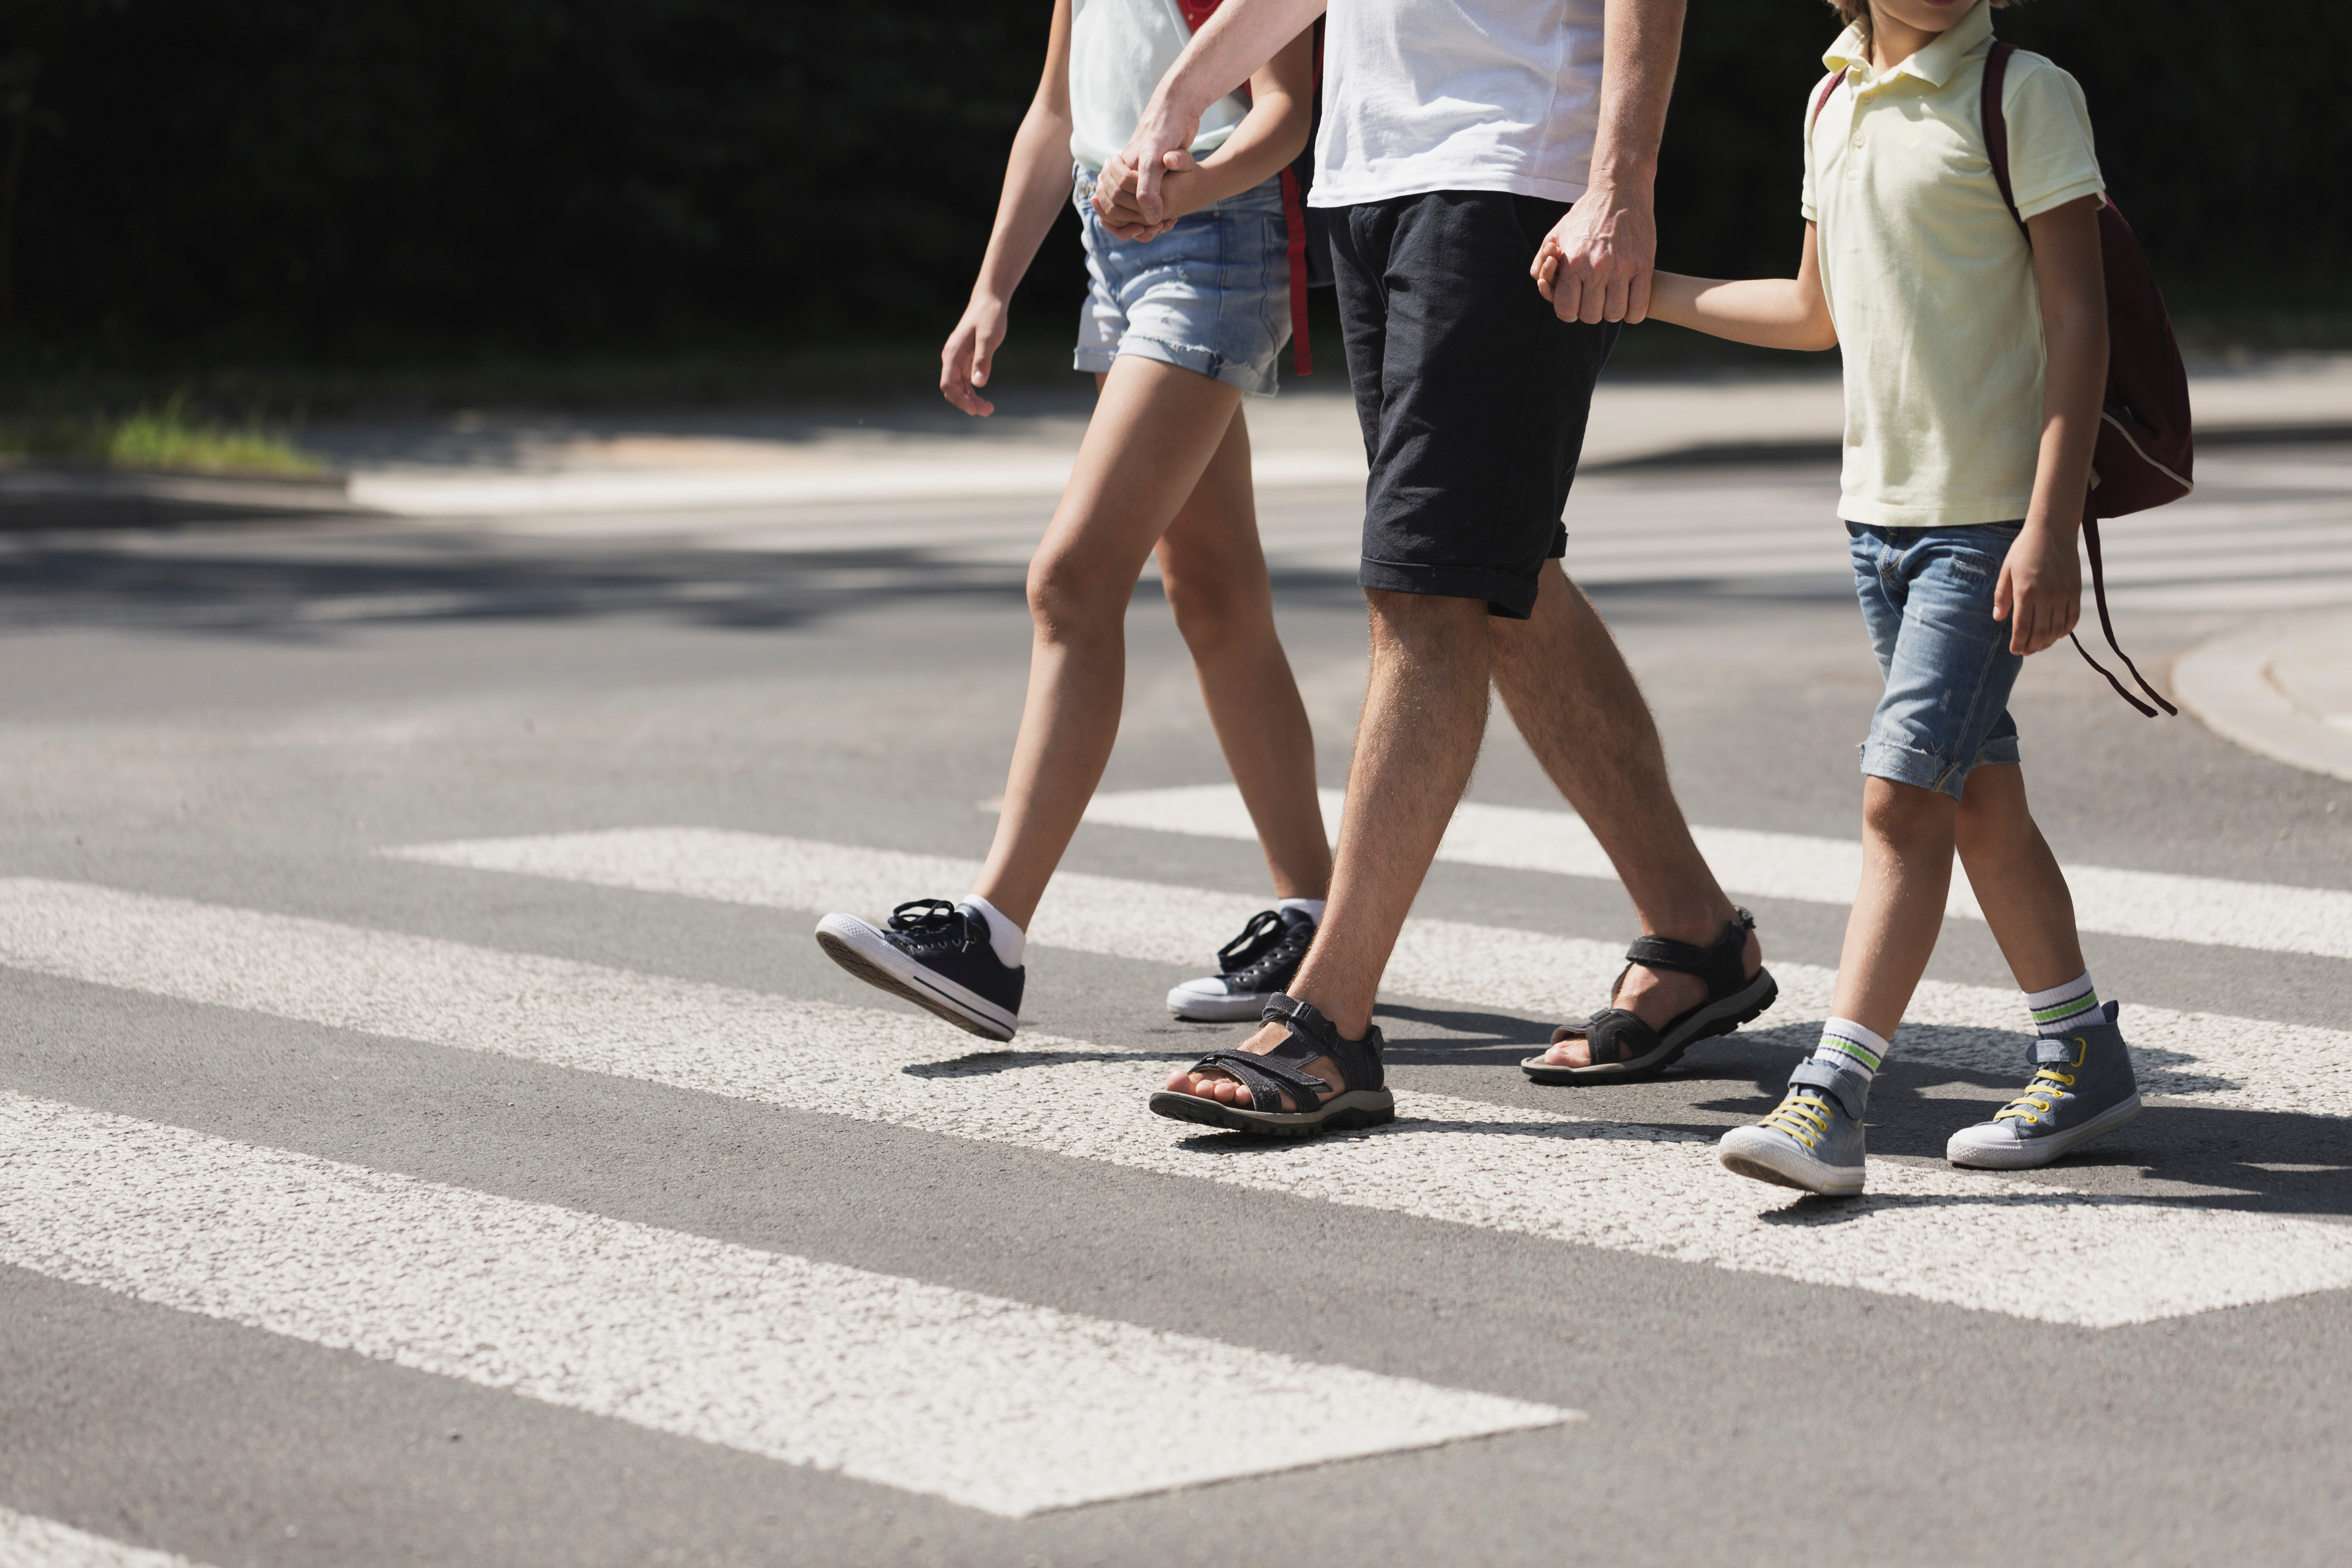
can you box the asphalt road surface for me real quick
[4,444,2350,1568]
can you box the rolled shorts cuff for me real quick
[1083,332,1279,397]
[1360,552,1548,620]
[1860,732,2020,801]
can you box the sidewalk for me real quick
[2176,609,2352,784]
[331,353,2352,517]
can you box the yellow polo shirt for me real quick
[1802,4,2105,527]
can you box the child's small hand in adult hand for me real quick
[1993,521,2083,655]
[940,296,1009,417]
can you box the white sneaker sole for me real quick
[1166,984,1274,1022]
[1717,1128,1864,1197]
[1946,1093,2143,1170]
[813,914,1018,1042]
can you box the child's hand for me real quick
[1993,521,2083,656]
[940,296,1010,417]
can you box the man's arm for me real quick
[1529,0,1686,325]
[1105,0,1327,227]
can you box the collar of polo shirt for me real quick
[1825,1,1995,94]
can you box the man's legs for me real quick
[1499,566,1760,1065]
[1164,586,1490,1109]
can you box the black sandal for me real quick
[1149,994,1396,1137]
[1521,908,1777,1084]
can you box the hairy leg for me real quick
[1165,588,1492,1108]
[971,359,1244,929]
[1155,411,1332,901]
[1495,565,1759,1067]
[1952,763,2086,993]
[1832,776,1960,1039]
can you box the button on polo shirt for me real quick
[1802,5,2105,528]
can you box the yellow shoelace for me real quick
[1760,1089,1834,1149]
[1993,1066,2077,1126]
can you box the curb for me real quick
[2174,619,2352,784]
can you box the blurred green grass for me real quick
[0,393,323,477]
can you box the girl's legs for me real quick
[1952,762,2087,993]
[970,354,1329,928]
[1154,412,1333,902]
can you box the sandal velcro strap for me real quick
[1621,906,1757,996]
[1570,1007,1661,1067]
[1177,995,1387,1115]
[1185,1049,1331,1114]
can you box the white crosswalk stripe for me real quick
[382,829,2352,1118]
[1075,784,2352,962]
[5,878,2349,1328]
[0,1508,215,1568]
[1556,454,2352,608]
[0,1092,1565,1517]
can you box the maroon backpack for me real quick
[1983,39,2191,717]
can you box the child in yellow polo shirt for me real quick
[1610,0,2139,1194]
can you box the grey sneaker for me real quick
[1718,1056,1869,1197]
[1948,1000,2141,1170]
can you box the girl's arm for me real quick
[942,0,1079,417]
[1996,194,2107,655]
[1628,222,1837,351]
[1092,26,1316,238]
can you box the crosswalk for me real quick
[4,788,2348,1553]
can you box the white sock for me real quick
[2025,971,2101,1036]
[1812,1017,1891,1085]
[1276,897,1326,924]
[959,895,1026,970]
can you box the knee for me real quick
[1026,552,1129,645]
[1862,777,1955,849]
[1161,570,1262,652]
[1368,588,1486,649]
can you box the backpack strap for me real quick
[2069,516,2179,717]
[1981,41,2028,237]
[1984,40,2176,719]
[1808,69,1846,130]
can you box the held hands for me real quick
[1530,184,1659,324]
[1091,150,1205,241]
[1993,521,2084,655]
[940,294,1011,416]
[1102,96,1204,232]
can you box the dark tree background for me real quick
[3,0,2343,364]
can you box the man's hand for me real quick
[1530,184,1658,324]
[1993,521,2084,655]
[1102,97,1204,229]
[1092,151,1198,241]
[939,295,1010,417]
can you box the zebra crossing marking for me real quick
[0,1508,212,1568]
[7,878,2350,1326]
[0,1091,1570,1517]
[382,829,2352,1119]
[1077,784,2352,962]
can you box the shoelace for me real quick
[885,898,971,951]
[1993,1065,2076,1126]
[1760,1089,1835,1149]
[1215,910,1288,972]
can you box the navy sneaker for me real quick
[815,898,1023,1041]
[1717,1055,1870,1197]
[1166,907,1317,1022]
[1947,1000,2141,1169]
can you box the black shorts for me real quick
[1328,190,1618,619]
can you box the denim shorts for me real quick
[1071,164,1290,397]
[1849,521,2026,800]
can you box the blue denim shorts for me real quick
[1071,164,1290,397]
[1849,521,2026,800]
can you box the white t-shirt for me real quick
[1310,0,1605,208]
[1069,0,1249,173]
